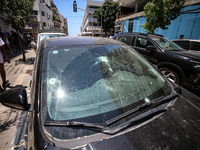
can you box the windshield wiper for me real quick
[44,121,106,129]
[105,93,179,126]
[44,93,179,134]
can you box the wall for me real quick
[123,4,200,40]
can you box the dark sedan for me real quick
[1,37,200,150]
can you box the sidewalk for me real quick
[0,47,36,150]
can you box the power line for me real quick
[66,16,83,17]
[68,22,81,24]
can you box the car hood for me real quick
[169,50,200,60]
[48,91,200,150]
[188,50,200,54]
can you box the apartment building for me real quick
[33,0,54,30]
[81,0,104,36]
[33,0,68,34]
[0,0,68,35]
[114,0,200,39]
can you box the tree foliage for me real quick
[0,0,35,32]
[0,0,35,61]
[142,0,185,34]
[94,0,120,36]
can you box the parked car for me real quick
[172,39,200,52]
[113,32,200,91]
[31,29,67,50]
[1,37,200,150]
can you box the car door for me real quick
[131,36,158,64]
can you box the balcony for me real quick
[52,7,59,14]
[54,21,61,28]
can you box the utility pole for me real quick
[100,12,102,37]
[73,0,93,36]
[135,0,139,13]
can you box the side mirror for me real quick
[0,87,28,110]
[146,45,156,52]
[31,41,37,49]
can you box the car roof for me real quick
[113,32,163,38]
[44,36,124,48]
[172,39,200,42]
[38,29,64,33]
[38,33,66,35]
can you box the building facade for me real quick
[0,0,68,35]
[114,0,200,40]
[33,0,54,30]
[33,0,68,34]
[81,0,104,36]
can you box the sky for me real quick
[53,0,102,36]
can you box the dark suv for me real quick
[113,33,200,91]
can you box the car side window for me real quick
[190,42,200,51]
[173,41,189,50]
[134,37,153,48]
[118,36,133,45]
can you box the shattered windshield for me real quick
[41,44,172,123]
[148,35,183,51]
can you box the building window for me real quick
[40,0,45,3]
[41,11,45,16]
[33,10,38,15]
[43,22,46,27]
[88,22,92,26]
[47,15,50,20]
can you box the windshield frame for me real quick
[39,43,174,141]
[40,43,172,120]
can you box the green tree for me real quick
[142,0,185,34]
[94,0,120,36]
[0,0,35,61]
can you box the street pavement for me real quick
[0,47,36,150]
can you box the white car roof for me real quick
[172,39,200,42]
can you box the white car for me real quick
[31,29,67,50]
[172,39,200,52]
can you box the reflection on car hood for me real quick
[48,91,200,150]
[169,50,200,60]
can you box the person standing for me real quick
[179,34,184,39]
[1,32,13,53]
[0,37,10,92]
[26,33,32,48]
[11,30,21,52]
